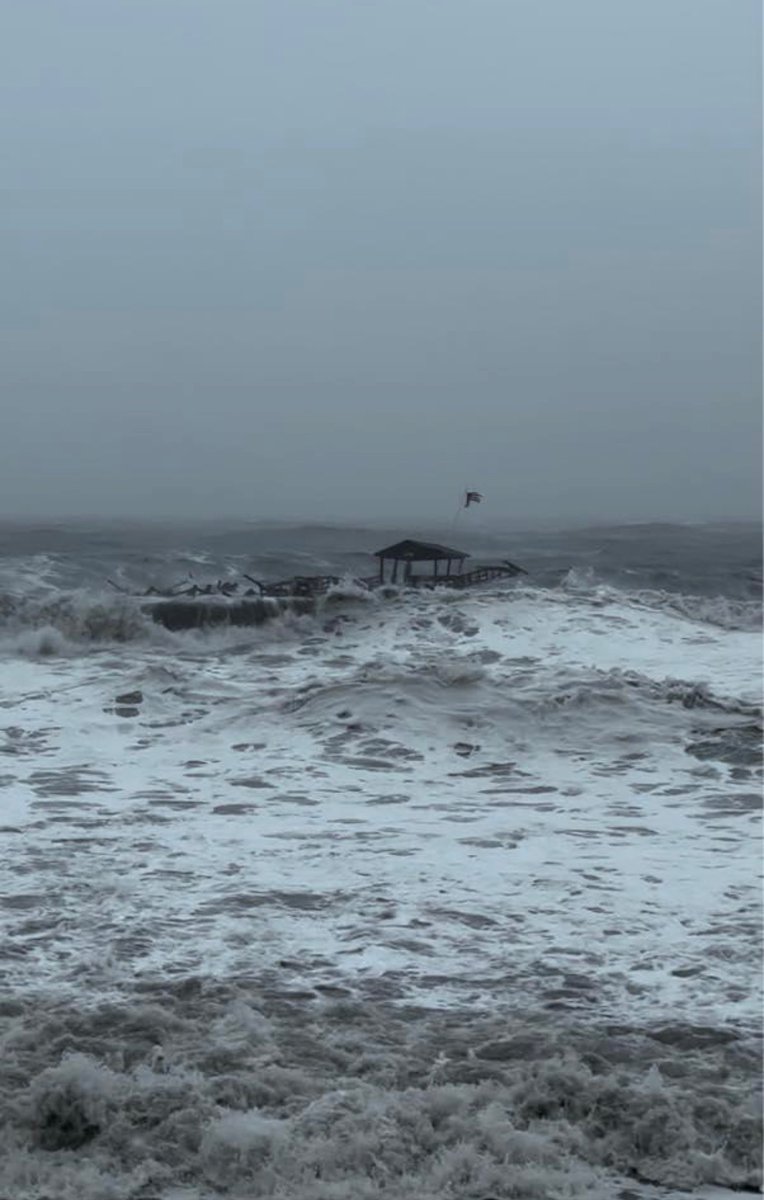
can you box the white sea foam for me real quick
[0,571,760,1197]
[560,566,762,630]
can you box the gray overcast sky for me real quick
[1,0,760,522]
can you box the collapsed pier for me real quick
[108,538,526,630]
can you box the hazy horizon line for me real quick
[1,512,761,531]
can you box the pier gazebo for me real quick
[373,539,469,585]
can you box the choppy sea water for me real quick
[0,520,761,1200]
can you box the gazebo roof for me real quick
[374,539,469,562]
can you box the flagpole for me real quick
[450,489,483,537]
[451,488,466,537]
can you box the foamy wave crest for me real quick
[649,589,763,631]
[560,568,762,630]
[562,669,758,716]
[0,588,326,652]
[4,625,78,658]
[0,590,157,651]
[503,668,760,761]
[2,985,760,1199]
[324,576,377,604]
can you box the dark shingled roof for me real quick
[374,539,469,561]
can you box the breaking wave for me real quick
[0,590,322,654]
[0,591,157,650]
[561,568,761,631]
[0,563,759,658]
[2,982,761,1200]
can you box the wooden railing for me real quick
[263,575,342,597]
[455,565,518,586]
[406,564,520,589]
[128,563,523,605]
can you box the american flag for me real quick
[464,491,483,508]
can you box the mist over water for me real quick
[0,520,761,1198]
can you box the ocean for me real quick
[0,519,761,1199]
